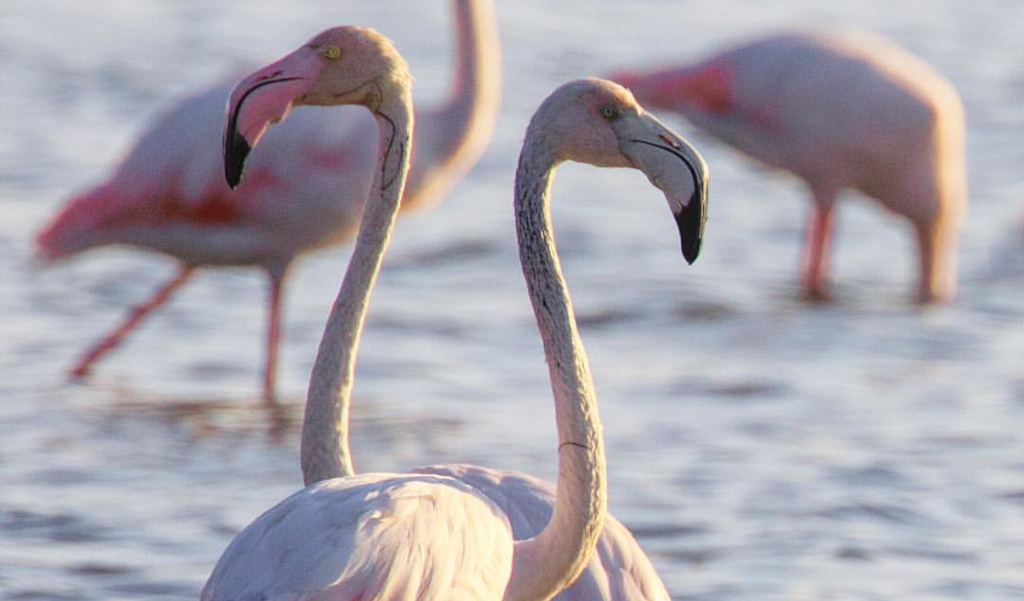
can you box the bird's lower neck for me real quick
[301,98,413,485]
[505,156,607,601]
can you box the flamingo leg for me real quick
[800,193,836,302]
[262,263,290,405]
[914,219,955,304]
[70,265,195,379]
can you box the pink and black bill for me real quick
[637,137,707,264]
[223,76,303,189]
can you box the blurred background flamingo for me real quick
[612,30,968,303]
[34,0,500,403]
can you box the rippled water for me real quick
[3,0,1023,599]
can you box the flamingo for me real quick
[34,0,500,402]
[201,25,707,601]
[612,30,967,303]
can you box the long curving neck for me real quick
[301,91,414,485]
[504,139,607,601]
[403,0,501,209]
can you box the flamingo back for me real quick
[415,464,671,601]
[201,473,514,601]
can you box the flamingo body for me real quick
[201,28,522,599]
[613,31,967,302]
[201,473,514,601]
[38,82,375,267]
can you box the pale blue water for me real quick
[2,0,1023,599]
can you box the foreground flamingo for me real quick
[35,0,500,401]
[612,30,967,302]
[201,26,707,601]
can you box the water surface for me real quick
[2,1,1023,599]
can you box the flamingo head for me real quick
[528,78,709,263]
[223,26,411,188]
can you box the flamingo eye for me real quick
[600,105,620,120]
[323,45,342,59]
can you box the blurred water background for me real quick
[2,0,1023,599]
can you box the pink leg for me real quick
[262,264,290,405]
[915,219,955,304]
[70,265,195,379]
[799,198,836,302]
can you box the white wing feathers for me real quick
[202,473,514,601]
[415,465,670,601]
[203,465,669,601]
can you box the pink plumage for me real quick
[612,30,968,303]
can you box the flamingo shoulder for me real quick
[416,464,671,601]
[201,472,513,601]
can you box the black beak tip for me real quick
[223,121,251,190]
[675,192,706,265]
[682,240,701,265]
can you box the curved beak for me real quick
[619,111,708,264]
[223,51,320,188]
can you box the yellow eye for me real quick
[600,106,619,119]
[323,45,341,59]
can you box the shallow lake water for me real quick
[2,0,1023,599]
